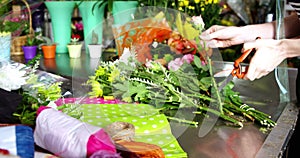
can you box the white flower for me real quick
[115,47,137,67]
[191,15,205,31]
[0,62,27,91]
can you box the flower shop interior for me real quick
[0,0,299,158]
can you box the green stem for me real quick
[166,116,199,127]
[207,58,223,114]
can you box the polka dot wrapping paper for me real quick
[56,98,187,157]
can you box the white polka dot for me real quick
[111,111,116,114]
[87,113,92,116]
[147,138,153,142]
[166,136,171,139]
[158,141,164,145]
[139,116,145,118]
[152,124,157,128]
[144,130,150,134]
[142,122,147,125]
[105,118,110,121]
[169,144,175,148]
[166,154,173,156]
[122,117,128,120]
[135,126,139,130]
[132,119,137,122]
[162,129,168,134]
[97,122,102,125]
[120,113,125,116]
[96,116,101,118]
[87,120,93,122]
[159,120,164,123]
[103,109,108,112]
[149,118,154,120]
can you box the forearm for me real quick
[240,14,300,41]
[283,38,300,58]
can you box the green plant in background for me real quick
[138,0,222,29]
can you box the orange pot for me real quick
[41,45,56,59]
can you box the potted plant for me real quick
[22,35,41,60]
[67,34,82,58]
[0,19,24,61]
[87,31,102,58]
[38,36,57,59]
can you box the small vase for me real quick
[0,34,11,61]
[22,46,37,60]
[88,45,102,58]
[67,44,82,58]
[41,45,56,59]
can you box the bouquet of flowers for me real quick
[88,11,276,128]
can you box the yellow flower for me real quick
[89,80,103,97]
[213,0,219,4]
[179,7,183,11]
[179,1,184,7]
[95,67,106,76]
[194,0,200,4]
[183,0,189,7]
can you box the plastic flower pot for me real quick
[41,45,56,59]
[88,45,102,58]
[0,33,11,61]
[22,45,37,60]
[67,44,82,58]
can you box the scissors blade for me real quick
[218,73,234,91]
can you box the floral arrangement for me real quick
[86,14,276,128]
[86,46,276,128]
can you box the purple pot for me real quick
[22,46,37,60]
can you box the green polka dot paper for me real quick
[79,103,187,158]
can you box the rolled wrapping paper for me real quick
[34,108,116,157]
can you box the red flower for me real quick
[167,33,197,55]
[71,34,81,40]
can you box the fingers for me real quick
[200,25,226,40]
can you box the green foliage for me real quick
[13,56,63,125]
[86,53,276,128]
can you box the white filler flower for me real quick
[0,62,27,91]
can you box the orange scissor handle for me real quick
[231,48,253,78]
[231,37,261,79]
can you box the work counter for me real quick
[10,52,300,158]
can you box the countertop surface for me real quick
[11,52,300,158]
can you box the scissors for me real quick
[218,37,260,91]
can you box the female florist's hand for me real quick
[200,25,256,48]
[243,39,288,81]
